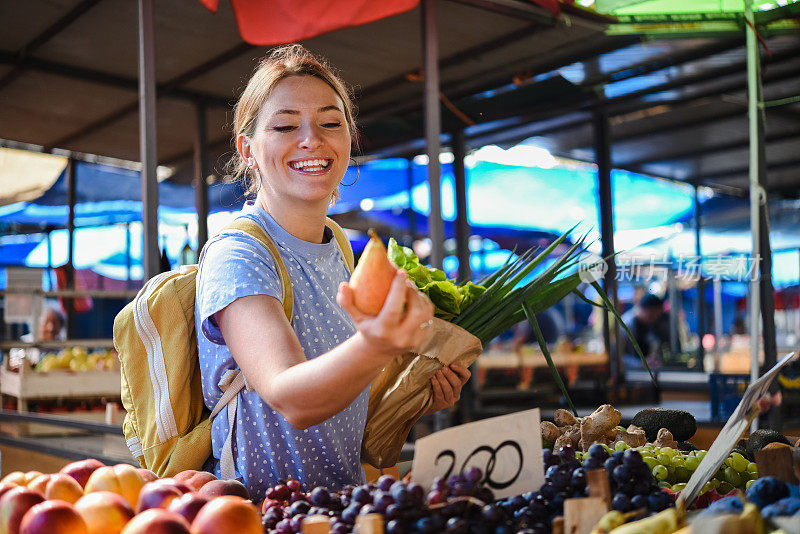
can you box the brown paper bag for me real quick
[361,318,483,468]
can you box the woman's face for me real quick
[244,75,351,206]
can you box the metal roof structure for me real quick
[1,1,796,196]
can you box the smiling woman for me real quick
[194,45,469,500]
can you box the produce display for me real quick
[34,348,118,373]
[3,396,799,534]
[0,461,261,534]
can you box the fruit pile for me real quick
[0,460,261,534]
[35,348,118,373]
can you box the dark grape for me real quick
[373,491,395,512]
[407,482,425,505]
[309,486,330,506]
[386,519,404,534]
[631,494,648,510]
[340,502,361,524]
[286,479,302,493]
[377,474,395,492]
[481,504,504,523]
[556,444,574,462]
[415,517,437,533]
[351,485,372,505]
[465,466,484,484]
[612,493,631,512]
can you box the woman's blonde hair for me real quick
[229,44,357,197]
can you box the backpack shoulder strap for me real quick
[325,217,354,273]
[218,217,294,323]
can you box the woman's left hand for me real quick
[424,363,471,415]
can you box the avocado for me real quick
[746,428,790,458]
[732,445,753,462]
[677,441,697,452]
[631,408,697,442]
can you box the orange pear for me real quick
[349,230,398,315]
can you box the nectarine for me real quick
[60,459,105,489]
[137,470,158,484]
[74,491,134,534]
[172,471,216,492]
[84,464,145,509]
[189,496,261,534]
[0,486,45,534]
[196,479,249,500]
[44,474,83,504]
[120,509,190,534]
[19,499,87,534]
[167,493,209,525]
[136,481,183,513]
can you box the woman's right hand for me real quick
[337,270,434,359]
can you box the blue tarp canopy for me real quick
[0,158,431,231]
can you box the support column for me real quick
[694,184,707,367]
[194,102,209,250]
[452,130,471,284]
[65,158,76,339]
[138,0,159,280]
[422,0,444,271]
[745,0,779,430]
[593,112,620,386]
[407,158,417,241]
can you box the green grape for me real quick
[615,441,628,452]
[718,481,735,494]
[643,456,659,469]
[674,466,691,483]
[653,465,669,481]
[661,447,676,458]
[710,478,721,489]
[684,456,700,471]
[670,456,684,468]
[723,467,744,488]
[746,462,758,475]
[746,479,755,490]
[728,452,749,472]
[602,444,613,454]
[695,450,707,461]
[656,453,671,466]
[700,481,714,495]
[671,483,686,492]
[659,481,672,489]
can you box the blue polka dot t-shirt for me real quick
[195,202,367,499]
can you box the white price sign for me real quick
[411,408,544,499]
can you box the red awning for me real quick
[196,0,571,45]
[196,0,420,45]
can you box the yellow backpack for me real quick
[113,216,354,478]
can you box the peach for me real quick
[349,229,397,315]
[23,477,50,497]
[0,484,19,502]
[0,474,25,487]
[172,471,216,492]
[84,464,145,509]
[0,473,40,489]
[19,500,87,534]
[197,479,249,500]
[167,493,209,525]
[0,486,45,534]
[189,496,261,534]
[74,491,134,534]
[60,459,105,489]
[120,509,189,534]
[136,481,183,514]
[152,479,191,495]
[44,474,84,504]
[137,470,158,483]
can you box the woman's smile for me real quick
[288,157,334,174]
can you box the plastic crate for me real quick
[709,373,750,421]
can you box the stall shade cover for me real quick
[196,0,420,45]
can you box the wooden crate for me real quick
[0,360,120,411]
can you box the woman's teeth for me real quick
[290,159,330,171]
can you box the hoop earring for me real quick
[341,157,359,187]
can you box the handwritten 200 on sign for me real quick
[411,408,545,500]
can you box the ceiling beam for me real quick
[41,42,256,151]
[621,131,800,167]
[693,158,800,183]
[0,0,104,92]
